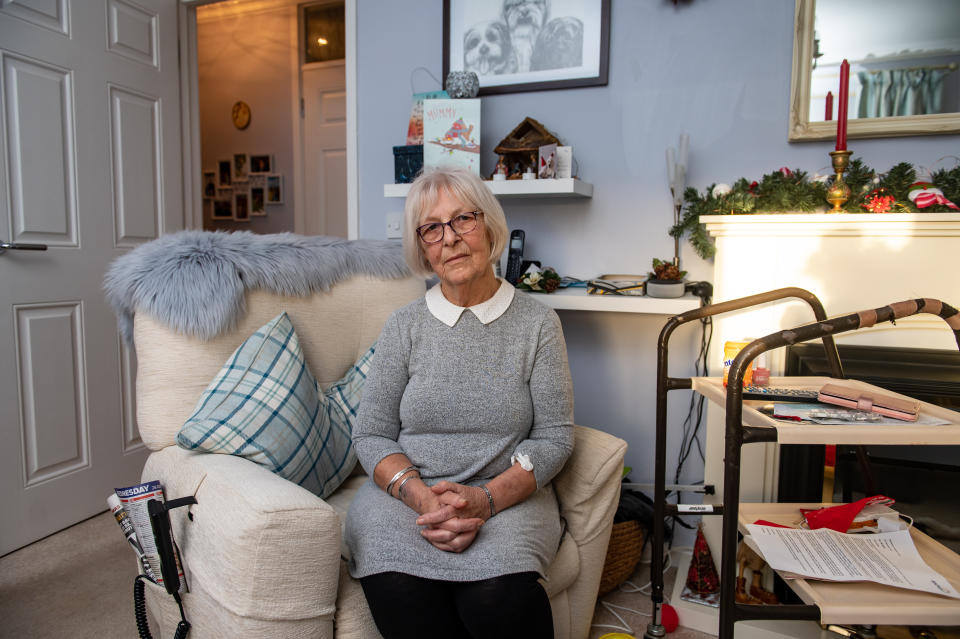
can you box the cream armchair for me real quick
[134,273,627,639]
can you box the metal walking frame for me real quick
[644,289,960,639]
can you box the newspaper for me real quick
[745,524,960,599]
[106,493,156,581]
[114,480,185,591]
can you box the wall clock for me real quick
[231,100,251,130]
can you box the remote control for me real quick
[740,386,821,402]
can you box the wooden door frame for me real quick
[177,0,358,238]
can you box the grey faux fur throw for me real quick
[105,230,412,344]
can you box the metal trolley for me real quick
[643,288,960,639]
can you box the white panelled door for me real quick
[302,62,347,237]
[0,0,183,554]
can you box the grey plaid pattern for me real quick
[177,312,372,499]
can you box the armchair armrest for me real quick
[142,446,343,623]
[551,425,628,639]
[553,425,628,545]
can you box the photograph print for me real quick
[212,197,233,220]
[233,153,249,181]
[444,0,609,95]
[266,174,284,205]
[233,189,250,222]
[203,171,217,199]
[250,154,273,174]
[217,159,232,188]
[250,185,266,216]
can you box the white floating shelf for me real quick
[384,178,593,199]
[532,288,701,314]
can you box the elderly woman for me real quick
[345,166,574,638]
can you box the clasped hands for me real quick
[414,481,489,554]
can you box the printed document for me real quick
[745,524,960,599]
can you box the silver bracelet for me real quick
[397,473,418,500]
[481,484,496,518]
[385,466,417,497]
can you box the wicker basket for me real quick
[598,519,646,596]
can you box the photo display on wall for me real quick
[204,155,283,223]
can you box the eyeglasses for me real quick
[416,211,483,244]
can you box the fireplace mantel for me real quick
[701,212,960,237]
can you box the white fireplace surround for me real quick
[675,212,960,637]
[702,212,960,360]
[701,210,960,497]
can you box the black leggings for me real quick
[359,571,553,639]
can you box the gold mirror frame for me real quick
[789,0,960,142]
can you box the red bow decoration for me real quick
[800,495,895,533]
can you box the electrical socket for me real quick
[386,212,402,239]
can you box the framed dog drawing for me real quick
[443,0,610,95]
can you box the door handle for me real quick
[0,241,48,255]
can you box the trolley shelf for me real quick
[690,376,960,445]
[736,502,960,626]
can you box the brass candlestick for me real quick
[826,150,852,212]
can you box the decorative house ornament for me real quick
[444,71,480,98]
[493,116,560,179]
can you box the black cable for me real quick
[135,575,155,639]
[667,285,714,544]
[173,593,191,639]
[134,575,191,639]
[675,315,712,479]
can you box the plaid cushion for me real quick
[176,312,372,499]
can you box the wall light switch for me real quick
[386,212,403,239]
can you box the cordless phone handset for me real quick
[505,229,525,284]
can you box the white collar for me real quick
[425,279,515,327]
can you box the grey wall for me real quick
[356,0,960,493]
[197,5,296,233]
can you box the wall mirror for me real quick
[789,0,960,142]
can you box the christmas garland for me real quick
[672,160,960,259]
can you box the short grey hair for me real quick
[402,166,508,277]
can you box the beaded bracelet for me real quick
[481,485,496,518]
[385,466,417,497]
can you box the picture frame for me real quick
[217,159,232,188]
[250,185,266,216]
[249,154,273,174]
[233,189,251,222]
[202,171,217,199]
[266,174,284,205]
[233,153,249,182]
[443,0,610,96]
[212,197,233,220]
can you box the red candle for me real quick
[836,60,849,150]
[825,91,834,121]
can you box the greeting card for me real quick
[423,99,480,174]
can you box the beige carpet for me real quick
[589,553,713,639]
[0,511,145,638]
[1,512,712,639]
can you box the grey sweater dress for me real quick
[345,283,574,582]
